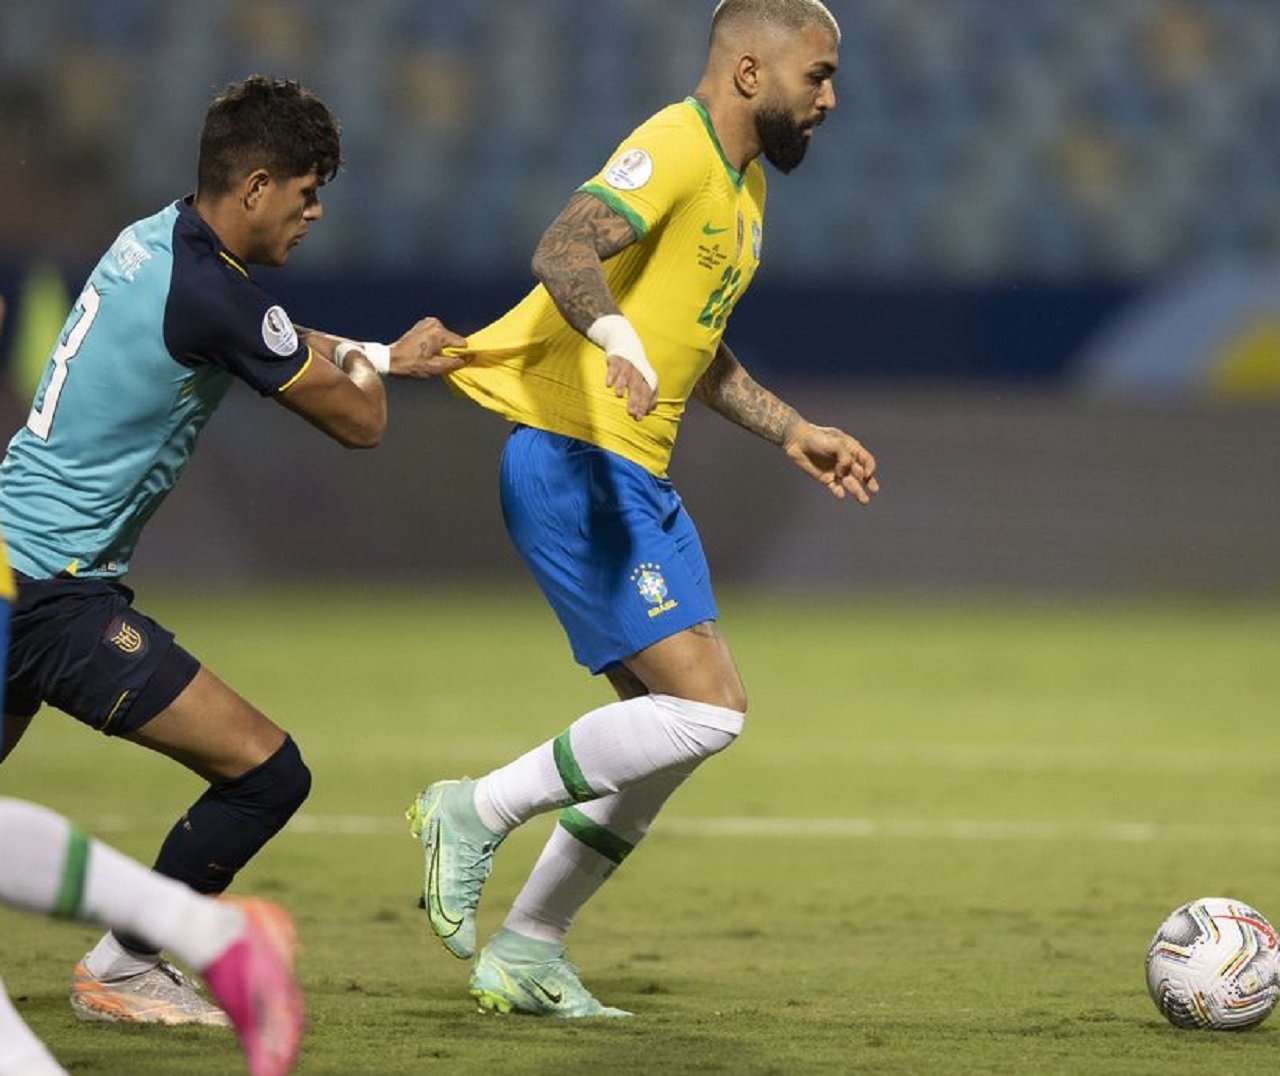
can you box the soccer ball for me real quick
[1145,897,1280,1030]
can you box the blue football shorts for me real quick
[500,425,719,674]
[5,573,200,735]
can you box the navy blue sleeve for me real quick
[163,231,311,397]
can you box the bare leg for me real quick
[121,666,285,783]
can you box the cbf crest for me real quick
[630,562,678,618]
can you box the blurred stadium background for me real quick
[0,0,1276,595]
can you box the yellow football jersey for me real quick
[446,97,766,477]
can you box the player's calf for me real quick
[150,734,312,895]
[102,736,311,965]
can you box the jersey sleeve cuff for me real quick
[275,347,314,394]
[577,183,650,239]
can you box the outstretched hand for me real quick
[388,317,470,378]
[783,420,879,504]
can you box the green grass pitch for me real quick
[1,586,1278,1074]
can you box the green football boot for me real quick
[406,778,504,960]
[469,931,631,1018]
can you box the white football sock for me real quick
[503,765,693,944]
[475,694,742,833]
[0,798,244,978]
[0,976,67,1075]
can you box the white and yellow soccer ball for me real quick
[1145,897,1280,1030]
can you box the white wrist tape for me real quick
[333,340,390,375]
[587,314,657,391]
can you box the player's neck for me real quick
[192,194,253,264]
[691,88,761,173]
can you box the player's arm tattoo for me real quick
[694,341,803,446]
[531,192,638,336]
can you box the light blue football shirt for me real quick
[0,200,312,579]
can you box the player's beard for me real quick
[755,105,811,173]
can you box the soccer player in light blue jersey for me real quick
[0,75,466,1026]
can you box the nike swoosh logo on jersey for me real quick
[701,222,730,235]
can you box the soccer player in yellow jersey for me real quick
[408,0,878,1016]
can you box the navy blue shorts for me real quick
[500,426,718,674]
[5,573,200,735]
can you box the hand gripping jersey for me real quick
[0,200,313,579]
[446,98,767,477]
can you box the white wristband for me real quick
[360,341,391,375]
[587,314,657,391]
[333,340,390,376]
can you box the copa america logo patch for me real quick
[103,615,148,658]
[604,148,653,191]
[261,305,298,356]
[630,562,678,619]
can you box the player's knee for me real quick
[652,694,745,760]
[268,735,312,816]
[223,734,311,827]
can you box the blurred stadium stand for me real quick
[2,1,1278,276]
[0,1,1276,592]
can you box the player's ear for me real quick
[732,52,762,99]
[242,168,272,210]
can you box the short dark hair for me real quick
[710,0,841,45]
[197,75,342,196]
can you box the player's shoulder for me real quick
[163,202,280,357]
[597,99,724,195]
[166,201,275,321]
[628,99,711,152]
[114,202,182,256]
[636,98,759,193]
[170,200,252,293]
[85,202,181,294]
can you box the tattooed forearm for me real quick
[532,192,637,335]
[694,343,803,445]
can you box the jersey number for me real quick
[26,284,101,441]
[697,266,742,330]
